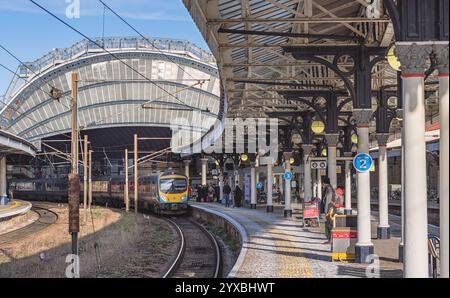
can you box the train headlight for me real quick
[159,196,167,203]
[181,196,188,202]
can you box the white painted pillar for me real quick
[184,160,190,178]
[399,123,405,262]
[312,169,317,198]
[201,158,208,186]
[325,134,339,189]
[278,175,283,197]
[250,163,257,209]
[297,166,305,201]
[266,162,274,212]
[353,109,374,263]
[435,43,449,278]
[284,152,293,217]
[317,169,322,200]
[302,144,314,202]
[0,156,7,205]
[344,158,352,215]
[396,43,431,278]
[376,134,391,239]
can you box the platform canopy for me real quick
[0,129,36,156]
[0,37,226,153]
[183,0,440,141]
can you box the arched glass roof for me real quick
[0,37,225,151]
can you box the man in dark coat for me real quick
[234,185,243,207]
[223,182,232,207]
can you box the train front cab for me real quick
[157,174,189,215]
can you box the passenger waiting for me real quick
[222,182,232,207]
[233,185,243,208]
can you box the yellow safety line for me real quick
[0,201,21,212]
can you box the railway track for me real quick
[163,217,221,278]
[0,206,58,246]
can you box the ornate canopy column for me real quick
[434,42,449,278]
[353,109,374,264]
[395,42,432,278]
[376,133,391,239]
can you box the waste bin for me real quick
[331,215,357,262]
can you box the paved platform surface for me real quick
[0,200,32,219]
[191,202,437,278]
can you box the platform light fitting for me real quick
[289,157,295,164]
[311,120,325,134]
[240,154,248,162]
[351,133,359,144]
[387,45,401,71]
[322,148,327,157]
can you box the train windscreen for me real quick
[159,178,187,194]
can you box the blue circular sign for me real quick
[256,182,263,189]
[284,171,293,180]
[353,153,373,173]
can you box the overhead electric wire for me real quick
[1,53,86,158]
[0,44,79,145]
[98,0,204,82]
[29,0,183,105]
[0,44,72,111]
[0,62,73,139]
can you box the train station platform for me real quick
[191,202,438,278]
[0,200,32,220]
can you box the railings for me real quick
[428,234,440,278]
[18,37,215,77]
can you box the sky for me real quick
[0,0,209,96]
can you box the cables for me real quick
[29,0,183,105]
[0,44,72,110]
[0,43,77,142]
[0,62,72,139]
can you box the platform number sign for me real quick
[353,153,373,173]
[284,171,293,181]
[256,182,263,190]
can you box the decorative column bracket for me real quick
[375,89,398,134]
[283,45,387,109]
[353,109,373,127]
[375,133,390,147]
[324,134,340,147]
[395,43,433,75]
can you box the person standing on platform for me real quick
[233,184,243,207]
[322,177,336,214]
[214,184,219,203]
[208,183,215,202]
[321,177,336,242]
[335,187,344,208]
[223,181,232,207]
